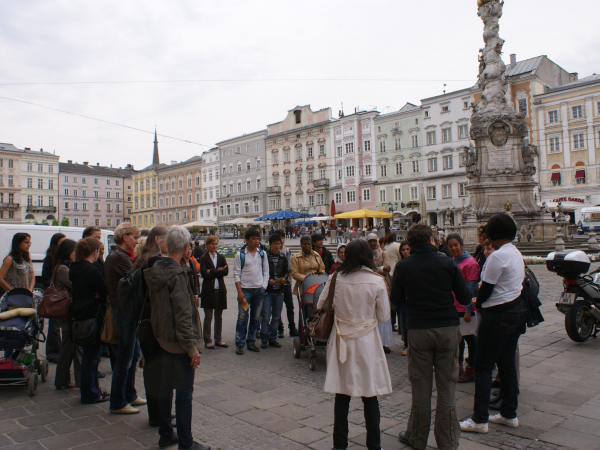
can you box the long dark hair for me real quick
[46,233,66,259]
[133,226,168,270]
[399,241,411,260]
[10,233,31,264]
[336,239,376,275]
[52,239,77,273]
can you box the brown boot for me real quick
[458,366,475,383]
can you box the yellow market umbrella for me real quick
[334,208,393,219]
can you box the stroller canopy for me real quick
[301,273,331,305]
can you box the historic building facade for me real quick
[373,104,425,224]
[58,161,126,229]
[329,110,378,216]
[421,88,474,226]
[132,131,164,229]
[534,74,600,221]
[156,156,202,226]
[20,147,60,224]
[0,143,22,223]
[199,147,220,223]
[112,165,135,222]
[265,105,334,215]
[217,130,267,221]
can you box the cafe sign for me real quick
[552,197,584,203]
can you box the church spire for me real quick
[152,127,160,165]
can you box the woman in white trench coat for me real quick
[316,239,392,450]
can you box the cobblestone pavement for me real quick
[1,264,600,450]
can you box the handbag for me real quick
[39,267,71,320]
[100,307,118,344]
[307,272,337,341]
[72,314,100,347]
[136,289,155,343]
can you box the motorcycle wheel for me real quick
[565,300,595,343]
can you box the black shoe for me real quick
[289,328,299,337]
[158,434,179,449]
[269,341,282,348]
[247,344,260,352]
[185,442,211,450]
[236,346,244,355]
[97,371,106,379]
[260,341,268,349]
[278,330,284,338]
[399,431,411,447]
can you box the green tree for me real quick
[60,217,70,227]
[52,218,59,226]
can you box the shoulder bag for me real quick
[39,266,71,321]
[100,307,118,344]
[307,272,337,341]
[72,306,101,347]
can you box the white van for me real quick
[0,224,114,289]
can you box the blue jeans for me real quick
[80,340,102,404]
[158,351,194,449]
[110,309,140,410]
[260,291,284,342]
[472,300,527,424]
[235,288,265,347]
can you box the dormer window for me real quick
[294,110,301,124]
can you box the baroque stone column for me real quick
[464,0,539,223]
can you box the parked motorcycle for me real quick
[547,249,600,342]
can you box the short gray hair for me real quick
[166,225,190,253]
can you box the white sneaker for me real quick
[489,414,519,428]
[460,418,489,433]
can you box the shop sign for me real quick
[552,197,584,203]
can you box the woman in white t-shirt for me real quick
[461,213,527,434]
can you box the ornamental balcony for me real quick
[313,179,330,188]
[266,186,281,194]
[26,205,57,213]
[0,202,20,209]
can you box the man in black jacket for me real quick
[391,223,471,450]
[311,233,334,274]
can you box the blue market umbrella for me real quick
[291,220,318,225]
[256,210,305,221]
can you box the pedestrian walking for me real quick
[41,233,66,364]
[392,223,471,450]
[199,235,229,349]
[51,239,82,390]
[260,233,288,349]
[460,214,527,434]
[144,226,210,450]
[70,238,109,404]
[233,228,269,355]
[317,239,391,450]
[446,233,479,383]
[104,223,145,414]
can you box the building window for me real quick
[319,144,325,155]
[459,183,467,197]
[337,146,342,157]
[549,110,559,123]
[572,105,583,119]
[317,193,324,205]
[27,163,33,172]
[443,155,453,170]
[308,147,313,158]
[412,135,419,148]
[518,98,527,115]
[337,169,342,180]
[308,171,314,182]
[296,173,302,184]
[48,165,53,173]
[38,179,43,189]
[379,141,386,153]
[8,159,13,168]
[285,175,290,185]
[427,186,436,200]
[412,160,420,173]
[441,106,449,113]
[394,188,401,201]
[296,148,302,160]
[379,189,386,202]
[458,125,468,139]
[550,167,562,186]
[335,192,342,204]
[345,143,354,154]
[363,189,370,201]
[296,196,303,208]
[8,175,13,186]
[285,198,291,209]
[442,184,452,198]
[575,167,586,184]
[573,133,585,149]
[284,152,290,162]
[364,141,371,152]
[380,165,387,177]
[237,182,242,193]
[320,169,326,179]
[346,166,355,177]
[395,163,402,175]
[347,191,356,203]
[309,195,315,207]
[428,158,437,172]
[294,110,301,124]
[246,180,251,191]
[549,137,561,153]
[37,163,43,172]
[459,154,467,167]
[427,132,436,145]
[394,138,401,150]
[442,128,451,143]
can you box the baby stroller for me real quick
[0,288,48,396]
[293,273,330,371]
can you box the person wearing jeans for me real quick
[260,234,288,348]
[461,214,527,434]
[274,230,298,338]
[233,228,269,355]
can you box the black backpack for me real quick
[116,267,146,322]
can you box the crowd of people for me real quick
[0,212,530,450]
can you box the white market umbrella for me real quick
[183,220,215,228]
[221,218,269,226]
[309,216,335,221]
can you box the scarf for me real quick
[454,250,471,264]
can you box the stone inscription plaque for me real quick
[488,148,513,171]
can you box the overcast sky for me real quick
[1,0,598,170]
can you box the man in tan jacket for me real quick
[290,235,325,296]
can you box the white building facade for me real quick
[199,147,220,224]
[21,148,60,224]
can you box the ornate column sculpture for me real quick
[464,0,539,223]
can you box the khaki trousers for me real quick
[405,326,462,450]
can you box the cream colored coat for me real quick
[317,267,392,397]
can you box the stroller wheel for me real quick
[293,337,302,359]
[309,355,316,371]
[39,361,48,383]
[28,373,39,396]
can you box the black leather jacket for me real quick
[266,250,289,293]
